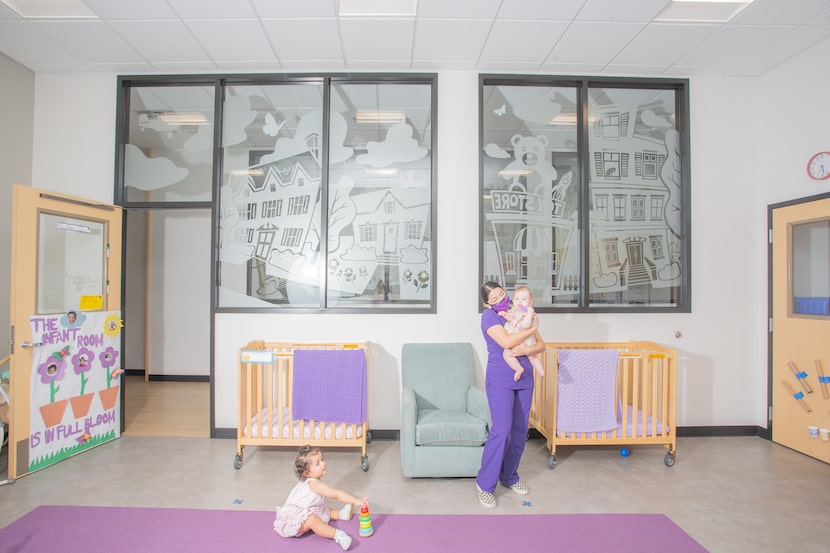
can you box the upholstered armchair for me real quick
[400,342,491,477]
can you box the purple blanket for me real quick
[556,349,619,434]
[292,349,367,424]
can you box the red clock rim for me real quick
[807,151,830,180]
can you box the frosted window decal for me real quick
[481,78,689,312]
[217,78,435,311]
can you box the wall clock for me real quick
[807,151,830,180]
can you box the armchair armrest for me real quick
[400,387,418,476]
[466,387,491,427]
[401,387,418,438]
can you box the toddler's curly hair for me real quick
[294,445,322,480]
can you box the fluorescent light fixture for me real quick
[655,0,754,23]
[338,0,417,17]
[0,0,98,18]
[549,113,578,126]
[365,168,399,175]
[498,169,531,177]
[158,112,209,125]
[231,169,265,176]
[355,111,406,124]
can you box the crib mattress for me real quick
[244,407,364,440]
[557,406,668,438]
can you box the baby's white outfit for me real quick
[274,477,330,537]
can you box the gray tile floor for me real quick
[2,434,830,552]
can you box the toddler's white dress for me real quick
[274,477,330,537]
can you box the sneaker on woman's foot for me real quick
[334,529,352,551]
[476,483,497,508]
[502,480,530,495]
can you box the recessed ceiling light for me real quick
[338,0,417,17]
[655,0,754,23]
[355,111,406,124]
[0,0,98,19]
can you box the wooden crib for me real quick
[530,341,677,469]
[235,341,370,472]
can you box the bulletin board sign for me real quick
[27,310,124,474]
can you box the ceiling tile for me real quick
[678,24,794,67]
[109,21,211,63]
[87,61,157,73]
[214,60,283,72]
[261,19,343,61]
[149,61,220,73]
[30,21,143,63]
[0,2,21,19]
[413,19,491,61]
[741,25,830,67]
[167,0,258,19]
[344,59,413,70]
[185,20,277,62]
[537,61,608,74]
[0,21,79,64]
[577,0,669,23]
[498,0,584,20]
[480,20,569,62]
[417,0,501,19]
[250,0,336,18]
[602,64,671,77]
[732,0,830,25]
[82,0,178,20]
[546,21,645,64]
[476,60,550,72]
[280,59,346,71]
[0,0,820,75]
[340,19,415,61]
[613,23,719,66]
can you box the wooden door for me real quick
[770,193,830,463]
[9,185,123,479]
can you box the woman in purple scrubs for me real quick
[476,281,544,508]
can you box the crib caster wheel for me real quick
[233,454,243,470]
[548,454,556,469]
[664,451,676,467]
[361,456,370,472]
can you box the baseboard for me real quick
[213,426,766,441]
[676,425,764,438]
[125,369,209,383]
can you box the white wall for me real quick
[32,73,117,203]
[25,41,829,431]
[147,210,211,377]
[0,52,34,362]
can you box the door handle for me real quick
[21,341,43,349]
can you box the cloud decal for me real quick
[355,123,427,168]
[222,93,257,147]
[124,144,189,191]
[260,110,353,165]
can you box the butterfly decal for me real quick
[494,104,507,116]
[263,113,285,137]
[76,433,91,444]
[110,368,124,379]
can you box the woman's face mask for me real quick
[491,294,511,312]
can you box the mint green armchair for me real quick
[400,343,491,477]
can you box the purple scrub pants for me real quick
[476,384,533,493]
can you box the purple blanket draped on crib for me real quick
[292,349,367,425]
[556,349,619,434]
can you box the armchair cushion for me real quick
[416,408,489,446]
